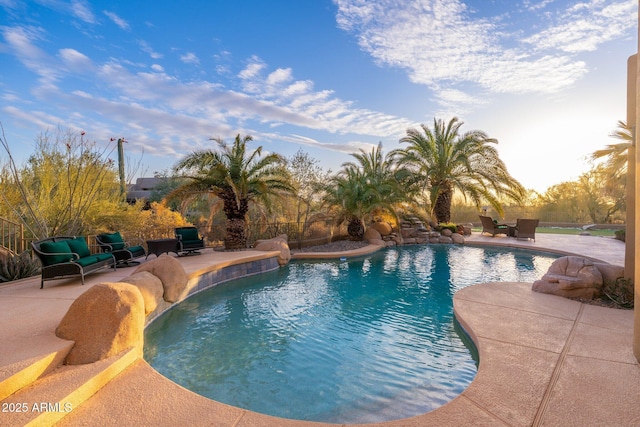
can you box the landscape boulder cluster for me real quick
[365,220,467,246]
[55,255,189,365]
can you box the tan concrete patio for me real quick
[0,233,637,426]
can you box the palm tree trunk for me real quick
[220,189,249,250]
[433,188,453,223]
[224,217,247,250]
[347,216,365,240]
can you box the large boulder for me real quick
[532,256,603,299]
[593,263,625,285]
[56,282,145,365]
[370,222,392,236]
[363,227,382,243]
[254,235,291,266]
[400,228,416,238]
[451,233,465,244]
[119,271,164,316]
[133,254,189,303]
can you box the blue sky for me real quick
[0,0,637,192]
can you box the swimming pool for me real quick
[144,245,558,423]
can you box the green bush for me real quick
[602,277,634,309]
[437,222,458,233]
[614,229,625,242]
[0,251,41,283]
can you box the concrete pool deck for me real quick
[1,233,638,426]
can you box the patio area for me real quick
[0,233,637,426]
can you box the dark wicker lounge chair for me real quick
[175,227,205,255]
[96,232,146,266]
[32,236,116,289]
[515,218,540,241]
[479,215,509,237]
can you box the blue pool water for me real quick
[144,245,558,423]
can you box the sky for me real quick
[0,0,638,193]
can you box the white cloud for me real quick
[151,64,164,72]
[523,0,637,53]
[2,26,60,84]
[237,57,415,137]
[58,48,93,70]
[139,40,163,59]
[180,52,200,64]
[103,10,130,31]
[70,0,95,24]
[333,0,635,110]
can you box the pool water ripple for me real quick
[144,245,557,423]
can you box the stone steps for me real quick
[0,335,74,401]
[0,347,139,426]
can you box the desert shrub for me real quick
[306,221,329,239]
[437,222,458,233]
[0,251,41,283]
[602,277,634,309]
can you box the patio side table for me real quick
[146,238,179,258]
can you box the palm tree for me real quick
[590,120,632,218]
[592,120,632,180]
[393,117,524,223]
[172,134,294,250]
[323,143,411,239]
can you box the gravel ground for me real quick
[292,240,371,253]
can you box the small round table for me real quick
[146,238,179,258]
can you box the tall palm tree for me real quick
[592,120,632,179]
[323,143,411,239]
[590,120,632,217]
[172,134,293,249]
[393,117,524,223]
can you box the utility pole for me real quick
[117,138,126,199]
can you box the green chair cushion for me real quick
[39,241,73,266]
[66,237,91,258]
[74,253,112,267]
[94,253,114,263]
[182,240,203,245]
[177,228,199,241]
[74,255,99,267]
[128,245,145,256]
[100,232,125,250]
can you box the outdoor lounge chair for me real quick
[32,236,116,288]
[479,215,509,237]
[175,226,205,255]
[96,231,146,266]
[515,218,540,241]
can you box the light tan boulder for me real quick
[370,222,392,236]
[441,228,453,237]
[593,263,625,285]
[133,254,189,303]
[363,227,382,243]
[532,256,603,299]
[451,233,465,244]
[119,271,164,316]
[369,238,386,246]
[56,282,145,365]
[438,235,453,244]
[254,235,291,266]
